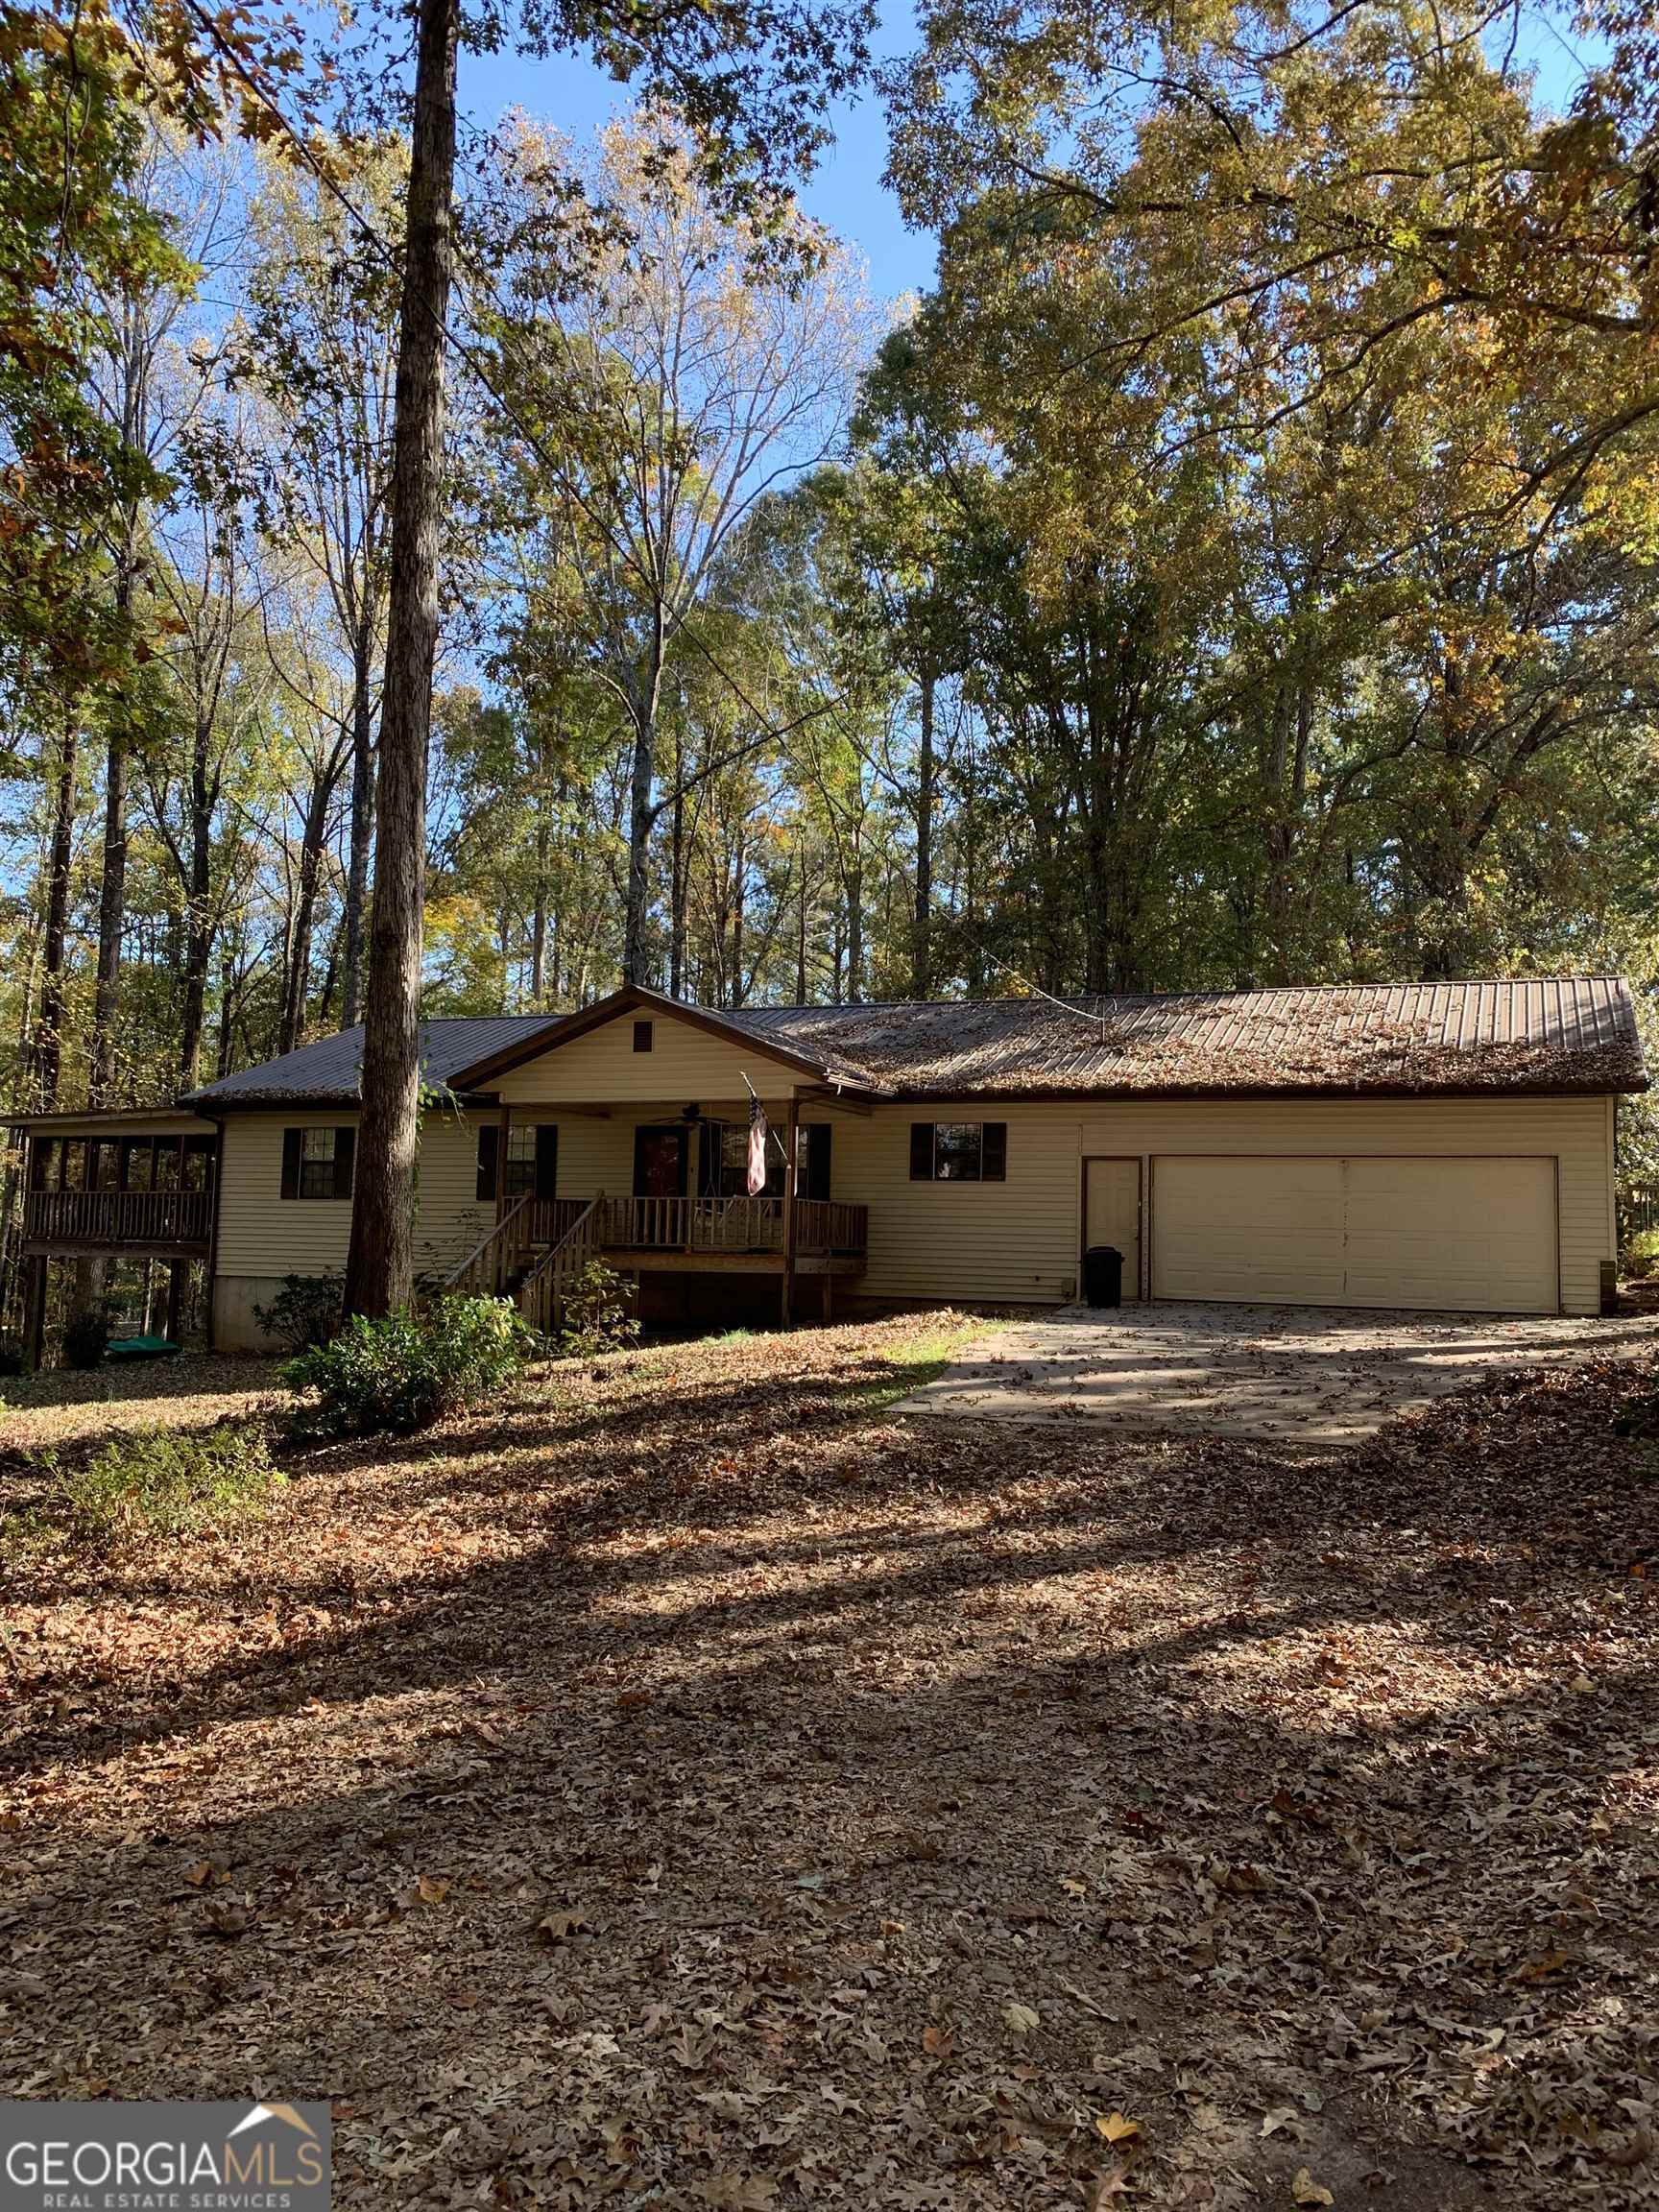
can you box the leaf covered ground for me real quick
[2,1314,1656,2209]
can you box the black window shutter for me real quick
[982,1122,1007,1181]
[280,1127,301,1200]
[535,1123,559,1200]
[909,1122,934,1181]
[805,1122,831,1202]
[475,1125,498,1203]
[333,1125,356,1199]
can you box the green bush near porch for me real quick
[284,1294,536,1438]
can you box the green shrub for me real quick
[1623,1228,1659,1281]
[557,1259,640,1359]
[42,1422,282,1548]
[62,1307,109,1370]
[253,1270,345,1352]
[285,1294,535,1437]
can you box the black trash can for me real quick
[1084,1244,1123,1309]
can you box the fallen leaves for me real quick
[1291,2169,1334,2207]
[1,1326,1654,2210]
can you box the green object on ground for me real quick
[105,1335,182,1361]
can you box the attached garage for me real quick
[1152,1153,1560,1314]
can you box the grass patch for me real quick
[847,1314,994,1416]
[11,1420,284,1554]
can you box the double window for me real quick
[279,1125,355,1201]
[909,1121,1007,1183]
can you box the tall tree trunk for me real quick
[31,718,79,1111]
[343,0,458,1319]
[622,629,665,985]
[89,732,128,1107]
[668,768,686,998]
[795,847,807,1004]
[178,716,214,1091]
[530,805,549,1004]
[844,854,863,1003]
[216,952,236,1079]
[281,773,333,1053]
[912,662,934,997]
[342,629,375,1026]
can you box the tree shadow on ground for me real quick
[2,1341,1654,2209]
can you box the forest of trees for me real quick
[4,0,1658,1315]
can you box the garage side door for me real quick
[1151,1154,1558,1313]
[1343,1156,1557,1312]
[1151,1156,1345,1304]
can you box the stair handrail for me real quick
[517,1192,603,1338]
[445,1190,537,1296]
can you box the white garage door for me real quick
[1151,1155,1558,1313]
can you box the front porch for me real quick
[592,1193,868,1274]
[449,1187,869,1334]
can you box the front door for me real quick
[1084,1157,1142,1300]
[634,1124,688,1198]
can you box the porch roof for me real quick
[11,1107,215,1140]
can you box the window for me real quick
[280,1125,354,1200]
[478,1123,556,1203]
[711,1118,785,1200]
[909,1120,1007,1183]
[633,1020,654,1053]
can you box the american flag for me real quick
[746,1093,769,1197]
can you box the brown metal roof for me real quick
[726,976,1647,1097]
[144,977,1645,1113]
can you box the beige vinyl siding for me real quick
[215,1107,492,1281]
[209,1086,1617,1327]
[494,1008,804,1105]
[833,1093,1615,1314]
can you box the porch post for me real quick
[781,1094,799,1328]
[493,1103,512,1295]
[26,1255,47,1370]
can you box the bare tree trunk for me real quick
[344,0,457,1318]
[622,626,665,985]
[342,630,375,1026]
[31,719,79,1111]
[178,715,215,1090]
[668,768,686,998]
[912,662,934,997]
[530,811,549,1003]
[89,730,128,1106]
[844,856,863,1004]
[280,772,334,1053]
[795,847,807,1004]
[216,951,237,1077]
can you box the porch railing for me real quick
[24,1187,214,1250]
[595,1194,867,1255]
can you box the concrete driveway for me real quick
[895,1301,1659,1446]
